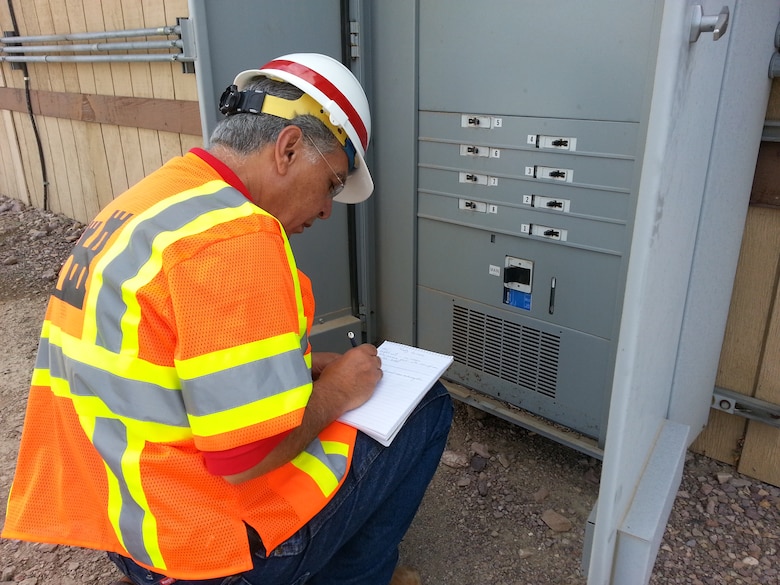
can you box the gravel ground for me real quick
[0,194,778,585]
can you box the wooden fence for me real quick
[0,0,201,221]
[0,0,779,485]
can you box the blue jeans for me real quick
[109,381,453,585]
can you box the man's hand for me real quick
[314,345,382,414]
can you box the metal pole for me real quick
[0,26,181,44]
[1,40,183,53]
[0,54,192,63]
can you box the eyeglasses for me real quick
[307,136,345,199]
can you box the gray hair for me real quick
[209,76,339,157]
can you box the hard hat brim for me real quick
[333,150,373,204]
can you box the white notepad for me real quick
[339,341,454,446]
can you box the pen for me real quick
[348,331,358,348]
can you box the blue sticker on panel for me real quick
[504,288,532,310]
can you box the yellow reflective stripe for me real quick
[123,431,165,568]
[322,440,350,458]
[187,385,311,437]
[46,321,179,388]
[277,226,307,341]
[291,451,340,497]
[118,202,259,354]
[47,375,190,442]
[176,333,302,379]
[81,180,246,344]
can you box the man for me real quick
[2,53,453,585]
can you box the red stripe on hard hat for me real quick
[262,59,369,151]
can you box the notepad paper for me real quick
[338,341,453,446]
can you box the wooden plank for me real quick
[65,0,97,94]
[750,142,780,208]
[144,0,176,100]
[0,87,201,134]
[118,125,145,188]
[164,0,197,102]
[180,133,203,152]
[690,410,745,466]
[138,127,163,176]
[739,229,780,486]
[158,130,183,163]
[82,0,115,97]
[738,423,780,487]
[715,207,780,394]
[691,206,780,464]
[100,122,128,197]
[12,110,43,208]
[0,56,29,204]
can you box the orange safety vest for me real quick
[2,151,357,580]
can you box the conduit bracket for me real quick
[711,386,780,428]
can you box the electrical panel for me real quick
[409,0,657,441]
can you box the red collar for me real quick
[190,147,252,201]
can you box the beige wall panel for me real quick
[14,111,43,208]
[715,207,780,394]
[158,131,184,163]
[57,117,88,220]
[0,114,19,201]
[118,126,145,188]
[0,66,29,204]
[63,1,96,96]
[143,1,176,101]
[122,0,155,100]
[738,424,780,487]
[164,0,197,102]
[101,124,129,196]
[82,0,114,97]
[86,123,115,212]
[138,128,163,176]
[180,134,203,152]
[694,207,780,467]
[738,247,780,486]
[690,410,746,466]
[40,116,73,218]
[18,0,50,94]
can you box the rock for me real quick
[471,442,490,458]
[497,453,510,468]
[470,455,487,472]
[717,472,733,484]
[542,509,573,532]
[533,487,550,503]
[440,450,469,468]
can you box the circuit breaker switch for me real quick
[503,257,533,294]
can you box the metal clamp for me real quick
[690,5,729,43]
[711,386,780,428]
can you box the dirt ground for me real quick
[1,195,778,585]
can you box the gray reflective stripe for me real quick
[181,347,310,416]
[46,341,188,427]
[301,333,309,353]
[95,186,249,353]
[92,418,153,566]
[306,438,348,480]
[35,337,50,369]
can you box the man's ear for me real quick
[275,125,304,176]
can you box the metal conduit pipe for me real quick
[1,40,183,53]
[0,54,192,63]
[0,26,181,44]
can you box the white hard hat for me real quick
[233,53,373,204]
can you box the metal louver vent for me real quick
[452,305,560,398]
